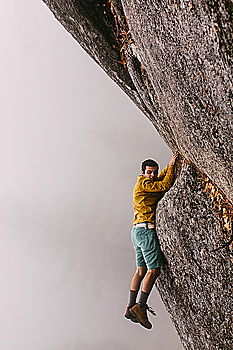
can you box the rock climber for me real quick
[124,154,178,329]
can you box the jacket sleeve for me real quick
[140,166,175,192]
[157,165,169,180]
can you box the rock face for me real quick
[156,164,232,350]
[43,1,232,349]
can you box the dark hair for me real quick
[141,159,159,173]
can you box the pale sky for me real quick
[0,1,182,349]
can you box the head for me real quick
[141,159,159,179]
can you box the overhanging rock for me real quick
[43,0,233,200]
[42,1,233,348]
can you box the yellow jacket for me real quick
[133,165,175,224]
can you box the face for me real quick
[142,166,158,179]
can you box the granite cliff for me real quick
[43,1,232,349]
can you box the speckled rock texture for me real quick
[121,0,233,200]
[43,1,232,349]
[156,164,232,350]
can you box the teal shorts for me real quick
[131,226,164,269]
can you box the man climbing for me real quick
[124,154,178,329]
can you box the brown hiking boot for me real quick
[124,306,139,323]
[130,304,155,329]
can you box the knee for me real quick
[148,267,161,278]
[136,266,147,278]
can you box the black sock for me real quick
[138,291,150,307]
[127,290,139,308]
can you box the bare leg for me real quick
[141,267,160,293]
[130,265,147,291]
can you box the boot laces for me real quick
[146,305,156,316]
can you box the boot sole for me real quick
[124,313,139,323]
